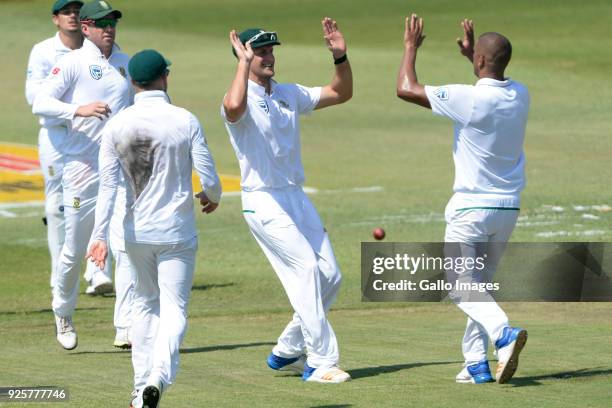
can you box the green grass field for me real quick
[1,0,612,406]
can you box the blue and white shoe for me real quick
[495,326,528,384]
[267,353,306,375]
[302,362,351,383]
[455,360,495,384]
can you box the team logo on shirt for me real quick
[51,67,60,75]
[278,100,289,109]
[257,100,270,114]
[73,196,80,209]
[433,87,449,101]
[119,67,126,78]
[89,65,103,80]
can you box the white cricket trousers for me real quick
[444,198,519,365]
[110,241,135,333]
[126,237,197,391]
[242,187,342,369]
[38,127,65,288]
[52,159,109,317]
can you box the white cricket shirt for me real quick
[32,38,132,159]
[26,32,73,131]
[92,91,222,245]
[425,78,529,207]
[222,79,321,191]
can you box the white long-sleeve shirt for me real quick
[32,38,132,159]
[92,91,222,245]
[26,32,73,130]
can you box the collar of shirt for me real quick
[53,32,72,53]
[476,77,512,87]
[134,90,170,104]
[81,38,121,60]
[248,79,277,97]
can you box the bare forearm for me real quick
[330,59,353,101]
[223,60,250,122]
[396,46,430,108]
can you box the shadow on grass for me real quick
[181,341,275,354]
[310,405,352,408]
[191,282,236,291]
[508,367,612,387]
[70,341,275,355]
[0,307,103,316]
[349,360,461,379]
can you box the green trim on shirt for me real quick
[242,210,256,214]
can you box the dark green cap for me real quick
[52,0,83,14]
[233,28,280,57]
[79,0,122,20]
[128,49,172,85]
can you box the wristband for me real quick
[334,54,347,65]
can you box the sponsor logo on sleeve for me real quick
[119,67,126,78]
[433,87,449,101]
[52,67,61,75]
[89,65,103,80]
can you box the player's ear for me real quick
[52,15,60,28]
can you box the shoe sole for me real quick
[496,330,528,384]
[306,375,351,384]
[93,282,114,295]
[113,341,132,350]
[142,385,160,408]
[57,337,78,350]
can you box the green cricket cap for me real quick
[79,0,122,20]
[52,0,84,14]
[233,28,280,57]
[129,49,172,85]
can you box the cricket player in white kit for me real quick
[397,15,529,384]
[223,19,352,383]
[88,49,222,408]
[32,0,131,350]
[25,0,103,291]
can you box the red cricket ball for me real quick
[373,227,386,240]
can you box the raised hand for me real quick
[322,17,346,59]
[229,29,254,63]
[456,19,474,60]
[404,13,426,49]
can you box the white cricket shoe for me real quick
[54,314,77,350]
[267,353,306,375]
[114,328,131,349]
[85,285,96,295]
[495,326,528,384]
[129,389,142,408]
[303,363,351,383]
[91,273,113,295]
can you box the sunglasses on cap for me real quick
[83,18,118,28]
[246,31,277,45]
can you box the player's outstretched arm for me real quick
[396,13,431,108]
[456,19,475,62]
[223,30,254,123]
[315,17,353,110]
